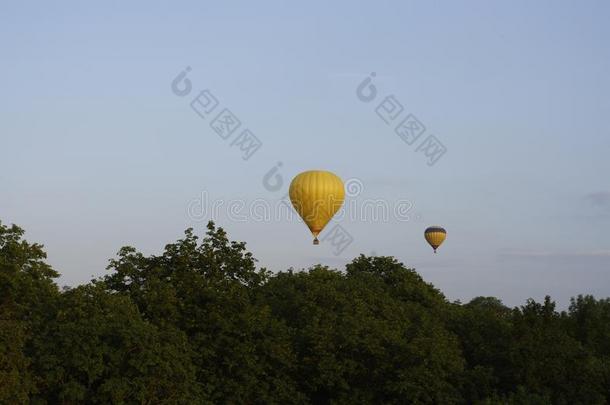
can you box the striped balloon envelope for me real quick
[289,171,345,245]
[424,226,447,253]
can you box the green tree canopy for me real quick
[0,220,609,404]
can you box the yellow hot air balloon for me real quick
[289,170,345,245]
[425,226,446,253]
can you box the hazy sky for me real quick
[2,1,609,308]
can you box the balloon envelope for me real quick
[425,226,446,253]
[289,170,345,244]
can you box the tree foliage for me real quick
[0,220,608,404]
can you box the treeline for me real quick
[1,221,609,404]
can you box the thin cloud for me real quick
[364,177,412,188]
[327,71,395,80]
[585,191,610,209]
[499,249,610,259]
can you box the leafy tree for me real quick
[449,296,514,402]
[0,222,59,403]
[0,316,31,404]
[566,295,610,356]
[508,297,605,404]
[31,282,199,404]
[104,222,303,404]
[0,222,59,329]
[260,256,464,404]
[565,295,610,401]
[2,219,610,403]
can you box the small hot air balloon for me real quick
[425,226,446,253]
[289,170,345,245]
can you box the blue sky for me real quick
[1,0,609,307]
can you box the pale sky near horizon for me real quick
[1,1,609,308]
